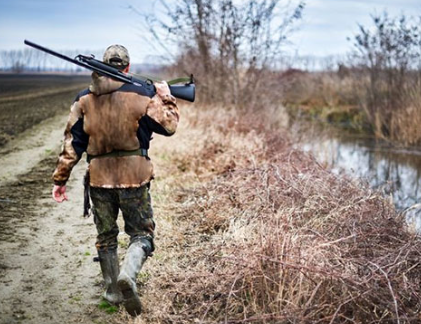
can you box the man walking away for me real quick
[52,44,179,316]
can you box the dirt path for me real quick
[0,115,119,323]
[0,108,188,324]
[0,114,68,185]
[0,161,100,324]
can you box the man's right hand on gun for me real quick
[155,80,172,97]
[52,185,68,203]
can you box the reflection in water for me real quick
[297,125,421,212]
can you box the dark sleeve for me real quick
[52,90,90,185]
[145,114,175,136]
[71,118,89,158]
[137,116,153,149]
[137,115,173,149]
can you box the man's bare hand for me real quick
[52,185,68,203]
[155,81,171,98]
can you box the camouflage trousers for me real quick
[90,185,155,252]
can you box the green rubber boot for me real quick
[117,240,150,316]
[98,249,123,305]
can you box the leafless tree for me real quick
[134,0,305,108]
[350,12,421,140]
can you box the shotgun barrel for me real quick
[24,40,195,102]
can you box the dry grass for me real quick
[282,69,421,146]
[282,71,359,109]
[126,104,421,324]
[388,99,421,146]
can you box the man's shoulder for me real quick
[74,88,91,102]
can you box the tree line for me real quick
[0,48,102,72]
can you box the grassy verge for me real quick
[123,104,421,323]
[282,70,421,146]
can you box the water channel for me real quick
[295,122,421,230]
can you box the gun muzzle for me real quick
[169,84,195,102]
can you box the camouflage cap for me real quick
[103,44,130,69]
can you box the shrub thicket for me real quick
[133,106,421,323]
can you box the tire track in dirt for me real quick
[0,115,68,186]
[0,116,122,323]
[0,85,85,104]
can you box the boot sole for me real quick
[118,279,142,316]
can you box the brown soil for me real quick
[0,74,89,147]
[0,152,106,324]
[0,75,123,324]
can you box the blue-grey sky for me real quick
[290,0,421,57]
[0,0,155,62]
[0,0,420,63]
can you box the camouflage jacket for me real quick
[52,73,179,188]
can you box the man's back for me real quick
[53,72,178,188]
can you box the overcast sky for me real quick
[291,0,421,57]
[0,0,420,63]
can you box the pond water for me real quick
[295,122,421,229]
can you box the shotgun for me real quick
[24,40,195,102]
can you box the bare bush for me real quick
[137,105,421,323]
[136,0,304,108]
[280,12,421,145]
[350,12,421,144]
